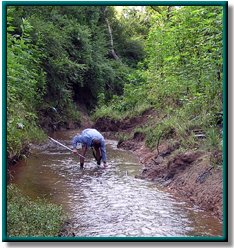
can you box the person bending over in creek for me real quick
[72,128,107,169]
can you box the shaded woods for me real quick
[6,5,225,238]
[7,6,146,161]
[7,5,223,161]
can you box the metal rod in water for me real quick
[48,136,86,159]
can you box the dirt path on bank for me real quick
[93,110,223,221]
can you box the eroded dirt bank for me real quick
[94,110,223,221]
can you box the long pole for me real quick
[48,136,86,159]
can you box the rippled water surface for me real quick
[10,130,223,237]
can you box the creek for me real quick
[9,130,222,237]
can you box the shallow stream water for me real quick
[9,130,223,237]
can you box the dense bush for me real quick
[7,8,47,159]
[7,6,143,158]
[94,6,223,151]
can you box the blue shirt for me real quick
[72,128,107,162]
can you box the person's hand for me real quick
[72,149,78,154]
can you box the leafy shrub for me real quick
[7,8,47,158]
[94,6,223,153]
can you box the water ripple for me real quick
[11,137,222,237]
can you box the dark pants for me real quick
[79,140,102,168]
[91,139,102,165]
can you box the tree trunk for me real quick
[104,11,119,60]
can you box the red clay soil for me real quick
[94,108,157,132]
[134,144,223,220]
[94,112,223,221]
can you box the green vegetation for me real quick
[6,5,224,156]
[7,8,47,159]
[94,6,223,152]
[6,5,224,236]
[7,6,142,159]
[7,184,65,237]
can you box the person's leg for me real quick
[94,146,102,165]
[92,140,102,165]
[80,145,87,169]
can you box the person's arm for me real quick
[72,135,87,168]
[80,145,87,168]
[72,135,81,153]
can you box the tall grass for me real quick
[7,184,66,237]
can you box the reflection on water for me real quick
[9,130,223,237]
